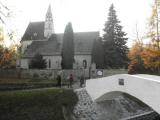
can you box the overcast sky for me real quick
[3,0,153,46]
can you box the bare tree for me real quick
[0,1,10,24]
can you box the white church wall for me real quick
[43,55,61,69]
[20,59,29,69]
[21,41,32,53]
[74,55,91,69]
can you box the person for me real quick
[56,74,61,88]
[69,74,73,88]
[80,75,85,88]
[66,75,70,88]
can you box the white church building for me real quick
[19,5,99,69]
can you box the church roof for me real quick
[24,34,60,57]
[24,31,99,57]
[22,21,45,41]
[74,32,99,54]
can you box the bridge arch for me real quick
[86,74,160,114]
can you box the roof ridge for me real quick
[29,21,44,24]
[53,31,99,35]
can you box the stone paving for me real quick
[73,88,98,120]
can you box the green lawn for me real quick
[0,78,69,90]
[0,78,57,84]
[0,88,78,120]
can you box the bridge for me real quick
[86,74,160,114]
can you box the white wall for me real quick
[74,55,91,69]
[86,74,160,114]
[21,41,32,53]
[43,56,61,69]
[20,59,29,69]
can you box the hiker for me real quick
[80,75,85,88]
[66,75,70,88]
[69,74,73,88]
[56,74,61,88]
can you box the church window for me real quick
[33,32,37,37]
[83,60,87,69]
[49,59,51,68]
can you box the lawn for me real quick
[0,88,78,120]
[0,78,68,90]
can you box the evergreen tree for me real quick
[61,22,74,69]
[103,4,128,68]
[29,53,47,69]
[91,37,105,69]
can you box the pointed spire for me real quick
[46,4,52,18]
[44,4,54,38]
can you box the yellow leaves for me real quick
[128,41,142,60]
[128,40,160,73]
[128,41,145,74]
[0,46,16,69]
[142,47,160,69]
[129,0,160,73]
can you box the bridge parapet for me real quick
[86,74,160,114]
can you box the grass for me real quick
[0,88,78,120]
[0,78,69,90]
[0,78,56,84]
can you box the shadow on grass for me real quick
[0,88,78,120]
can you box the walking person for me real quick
[80,75,85,88]
[66,75,70,88]
[56,74,61,88]
[69,74,73,88]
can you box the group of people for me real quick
[56,73,74,88]
[56,73,85,88]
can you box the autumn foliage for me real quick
[128,41,160,74]
[128,41,146,74]
[0,45,16,69]
[128,0,160,74]
[142,46,160,72]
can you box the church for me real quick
[19,5,99,69]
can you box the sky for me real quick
[2,0,153,46]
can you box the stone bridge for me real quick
[86,74,160,114]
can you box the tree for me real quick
[61,22,74,69]
[147,0,160,49]
[0,1,10,24]
[103,4,128,68]
[91,37,105,69]
[144,0,160,73]
[0,45,16,69]
[29,53,47,69]
[128,41,147,74]
[141,45,160,73]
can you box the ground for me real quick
[0,78,69,90]
[0,88,78,120]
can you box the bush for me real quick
[32,73,39,79]
[29,53,47,69]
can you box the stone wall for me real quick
[90,69,128,78]
[0,69,127,80]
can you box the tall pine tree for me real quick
[61,22,74,69]
[91,37,105,69]
[103,4,128,68]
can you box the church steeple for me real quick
[44,4,54,38]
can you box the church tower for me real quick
[44,4,54,38]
